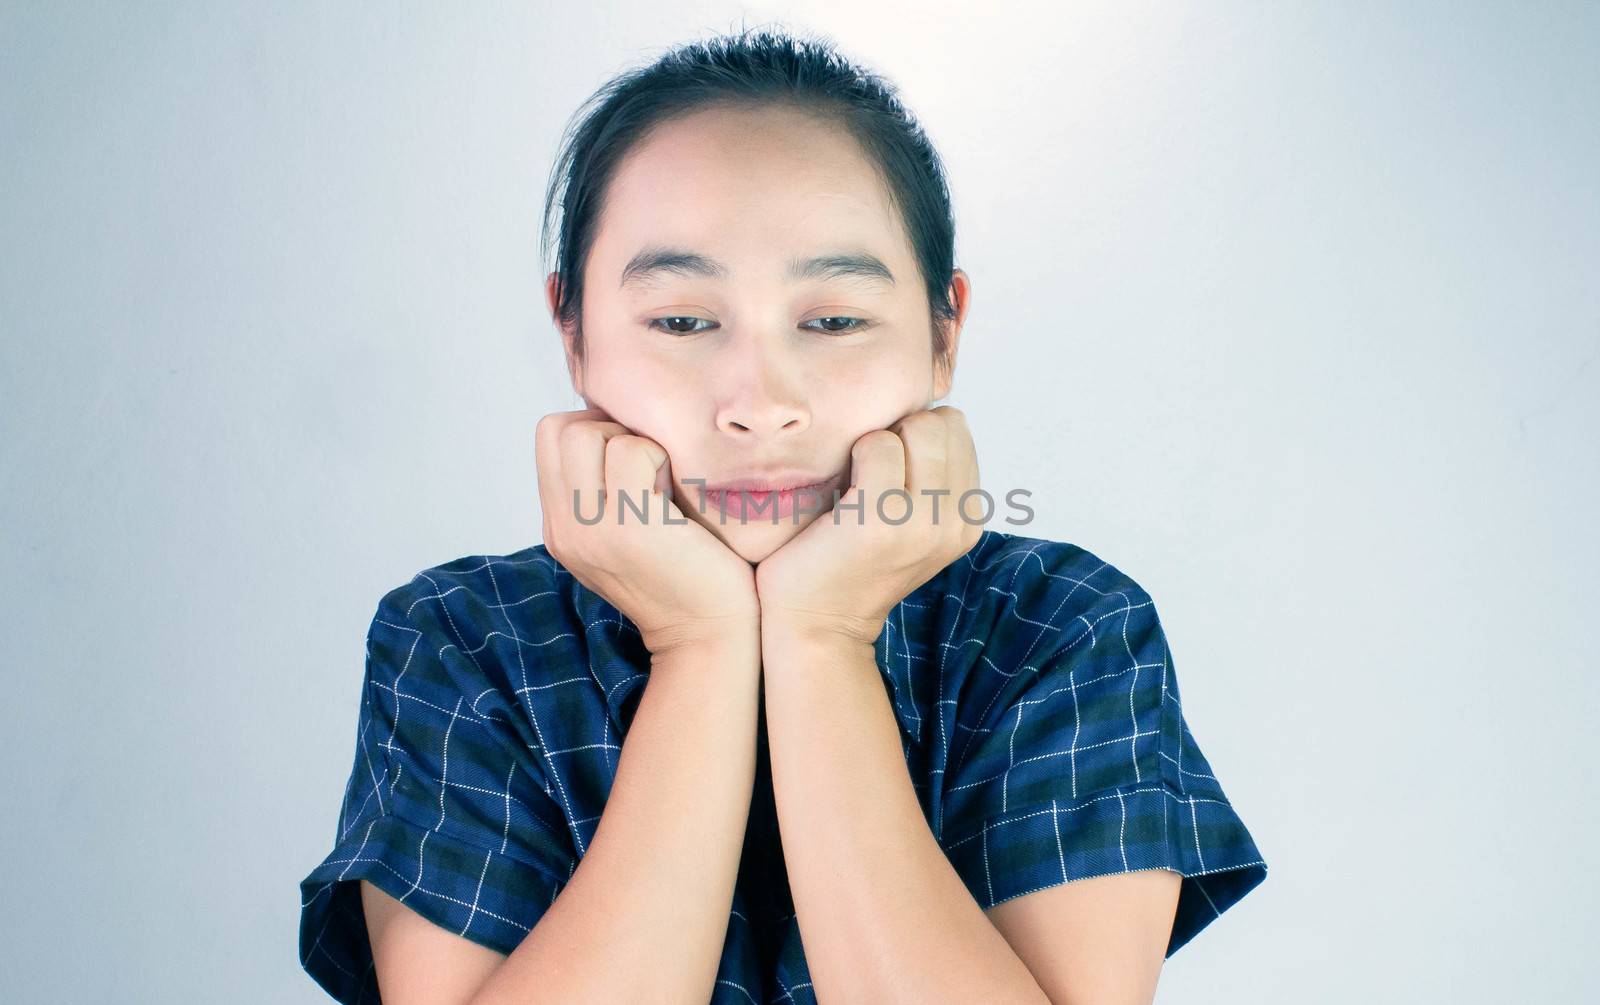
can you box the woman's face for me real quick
[547,103,970,564]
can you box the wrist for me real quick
[759,609,883,655]
[646,615,762,664]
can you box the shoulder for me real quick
[947,529,1163,672]
[362,543,597,713]
[367,542,648,742]
[374,543,568,636]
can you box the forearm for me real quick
[471,629,762,1005]
[761,621,1050,1004]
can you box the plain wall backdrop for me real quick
[3,2,1596,1001]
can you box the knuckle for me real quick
[604,435,639,471]
[559,420,596,453]
[534,413,560,452]
[863,428,899,450]
[906,419,944,448]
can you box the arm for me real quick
[984,867,1181,1005]
[761,619,1182,1004]
[753,407,1185,1002]
[760,619,1051,1004]
[360,407,768,1003]
[465,630,762,1004]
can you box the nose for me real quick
[715,331,811,437]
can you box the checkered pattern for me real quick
[298,528,1267,1003]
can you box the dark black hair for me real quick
[539,24,959,372]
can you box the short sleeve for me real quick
[937,575,1268,958]
[298,582,580,1004]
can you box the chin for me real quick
[722,521,803,564]
[673,484,829,563]
[694,510,817,565]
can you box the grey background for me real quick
[4,2,1596,1002]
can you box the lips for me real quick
[697,472,842,522]
[704,472,838,493]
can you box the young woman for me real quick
[298,27,1267,1004]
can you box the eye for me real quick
[648,315,871,336]
[802,316,870,335]
[648,316,716,335]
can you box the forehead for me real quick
[592,104,910,272]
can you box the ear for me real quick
[546,270,586,399]
[932,268,971,402]
[544,269,562,319]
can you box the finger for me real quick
[654,450,673,496]
[939,405,980,495]
[889,409,949,496]
[536,409,612,486]
[849,428,906,504]
[534,412,574,523]
[560,418,630,517]
[604,435,668,518]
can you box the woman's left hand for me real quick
[754,405,985,646]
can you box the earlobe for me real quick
[544,270,562,321]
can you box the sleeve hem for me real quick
[937,781,1267,958]
[299,810,568,1005]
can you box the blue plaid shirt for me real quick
[299,528,1267,1003]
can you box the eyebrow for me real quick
[618,246,897,291]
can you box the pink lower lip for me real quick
[700,477,838,521]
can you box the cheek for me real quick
[819,345,930,422]
[584,344,701,441]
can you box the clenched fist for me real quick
[535,407,760,656]
[754,405,985,647]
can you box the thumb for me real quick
[653,448,672,495]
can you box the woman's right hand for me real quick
[534,407,759,656]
